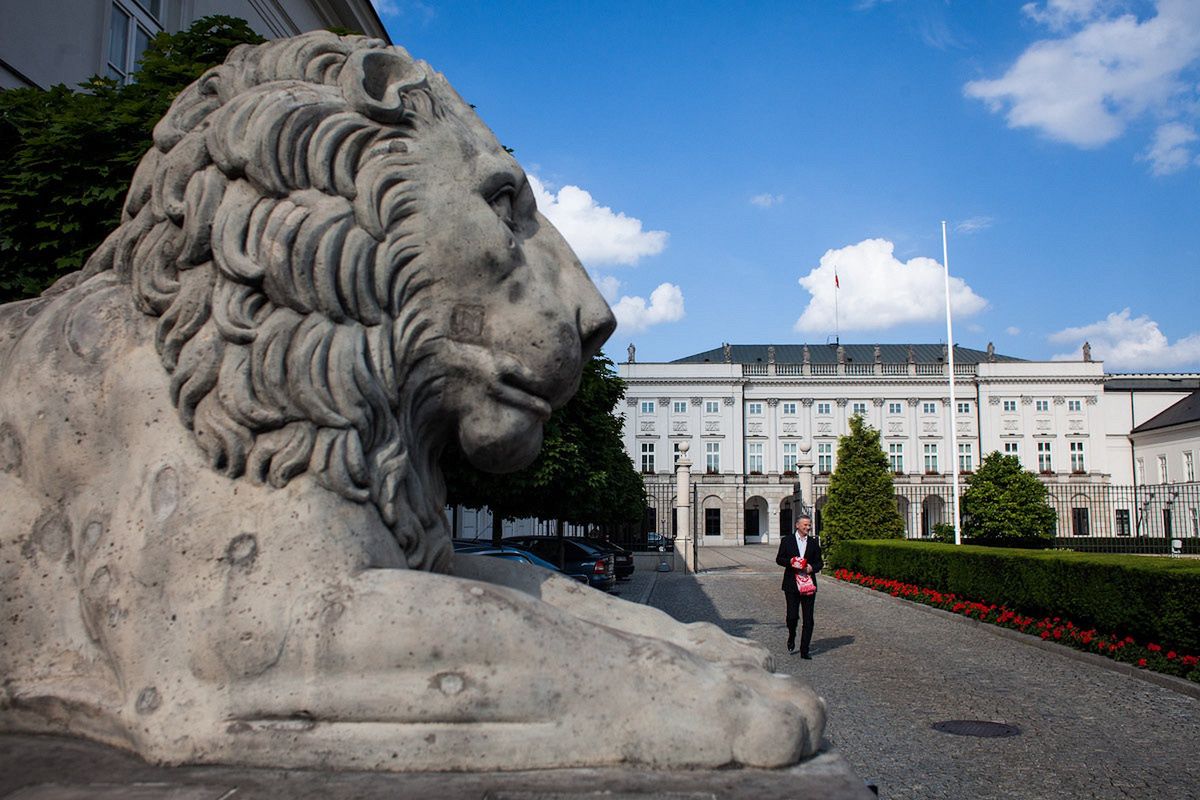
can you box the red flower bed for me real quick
[834,568,1200,684]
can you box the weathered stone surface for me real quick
[0,32,824,771]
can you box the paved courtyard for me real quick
[648,545,1200,800]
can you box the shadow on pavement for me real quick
[811,635,855,655]
[649,572,759,639]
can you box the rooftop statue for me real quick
[0,33,823,771]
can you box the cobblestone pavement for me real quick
[648,546,1200,800]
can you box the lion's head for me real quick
[79,32,615,571]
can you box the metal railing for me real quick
[809,480,1200,553]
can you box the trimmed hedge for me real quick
[830,540,1200,652]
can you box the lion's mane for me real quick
[78,32,456,571]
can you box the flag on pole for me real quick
[834,271,839,289]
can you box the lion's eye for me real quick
[488,186,517,231]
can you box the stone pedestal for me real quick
[676,442,694,573]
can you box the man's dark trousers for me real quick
[786,591,815,656]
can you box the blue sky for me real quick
[369,0,1200,371]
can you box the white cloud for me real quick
[529,176,668,267]
[956,216,994,234]
[1141,121,1200,174]
[1022,0,1109,31]
[750,193,784,208]
[794,238,988,333]
[593,275,622,304]
[1049,308,1200,369]
[965,1,1200,151]
[612,283,685,332]
[1006,326,1022,336]
[369,0,433,21]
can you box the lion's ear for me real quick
[340,48,427,124]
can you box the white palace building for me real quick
[618,342,1200,548]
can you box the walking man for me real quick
[776,514,823,658]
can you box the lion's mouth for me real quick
[491,374,553,422]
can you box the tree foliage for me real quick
[443,353,646,529]
[821,414,905,554]
[0,16,264,302]
[960,452,1056,542]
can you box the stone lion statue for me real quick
[0,32,824,771]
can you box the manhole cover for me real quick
[931,720,1020,738]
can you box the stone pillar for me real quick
[676,441,694,573]
[797,443,814,520]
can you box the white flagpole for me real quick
[942,221,962,546]
[833,266,840,345]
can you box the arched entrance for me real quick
[921,495,944,537]
[814,495,828,537]
[779,496,794,539]
[896,495,910,537]
[744,495,769,544]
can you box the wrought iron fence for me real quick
[827,480,1200,554]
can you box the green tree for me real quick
[443,353,646,542]
[0,16,264,302]
[960,452,1056,542]
[821,414,905,555]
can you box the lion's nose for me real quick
[579,291,616,362]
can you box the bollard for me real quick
[656,543,672,572]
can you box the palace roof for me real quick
[671,343,1025,366]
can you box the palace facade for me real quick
[619,343,1200,546]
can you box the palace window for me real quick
[640,400,655,414]
[747,442,763,474]
[817,442,832,474]
[888,443,903,473]
[747,402,763,415]
[958,443,973,473]
[704,400,719,414]
[1068,399,1082,412]
[705,508,722,536]
[1035,399,1050,412]
[1070,441,1085,473]
[1184,451,1195,482]
[1003,400,1017,412]
[850,402,866,416]
[705,442,721,474]
[640,443,655,474]
[816,402,831,415]
[107,0,164,84]
[923,443,938,473]
[782,402,797,415]
[888,402,902,414]
[782,443,798,473]
[1136,458,1145,484]
[922,402,937,414]
[957,402,971,414]
[1158,455,1168,483]
[1037,441,1053,473]
[1004,441,1019,458]
[673,442,683,465]
[1115,509,1131,537]
[673,401,687,414]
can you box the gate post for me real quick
[797,442,814,526]
[675,441,694,573]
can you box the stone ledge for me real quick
[0,734,876,800]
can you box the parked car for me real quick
[501,536,617,591]
[644,531,674,552]
[452,541,566,575]
[570,537,635,580]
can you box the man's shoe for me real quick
[800,653,812,660]
[786,636,796,654]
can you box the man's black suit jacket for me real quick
[775,533,823,595]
